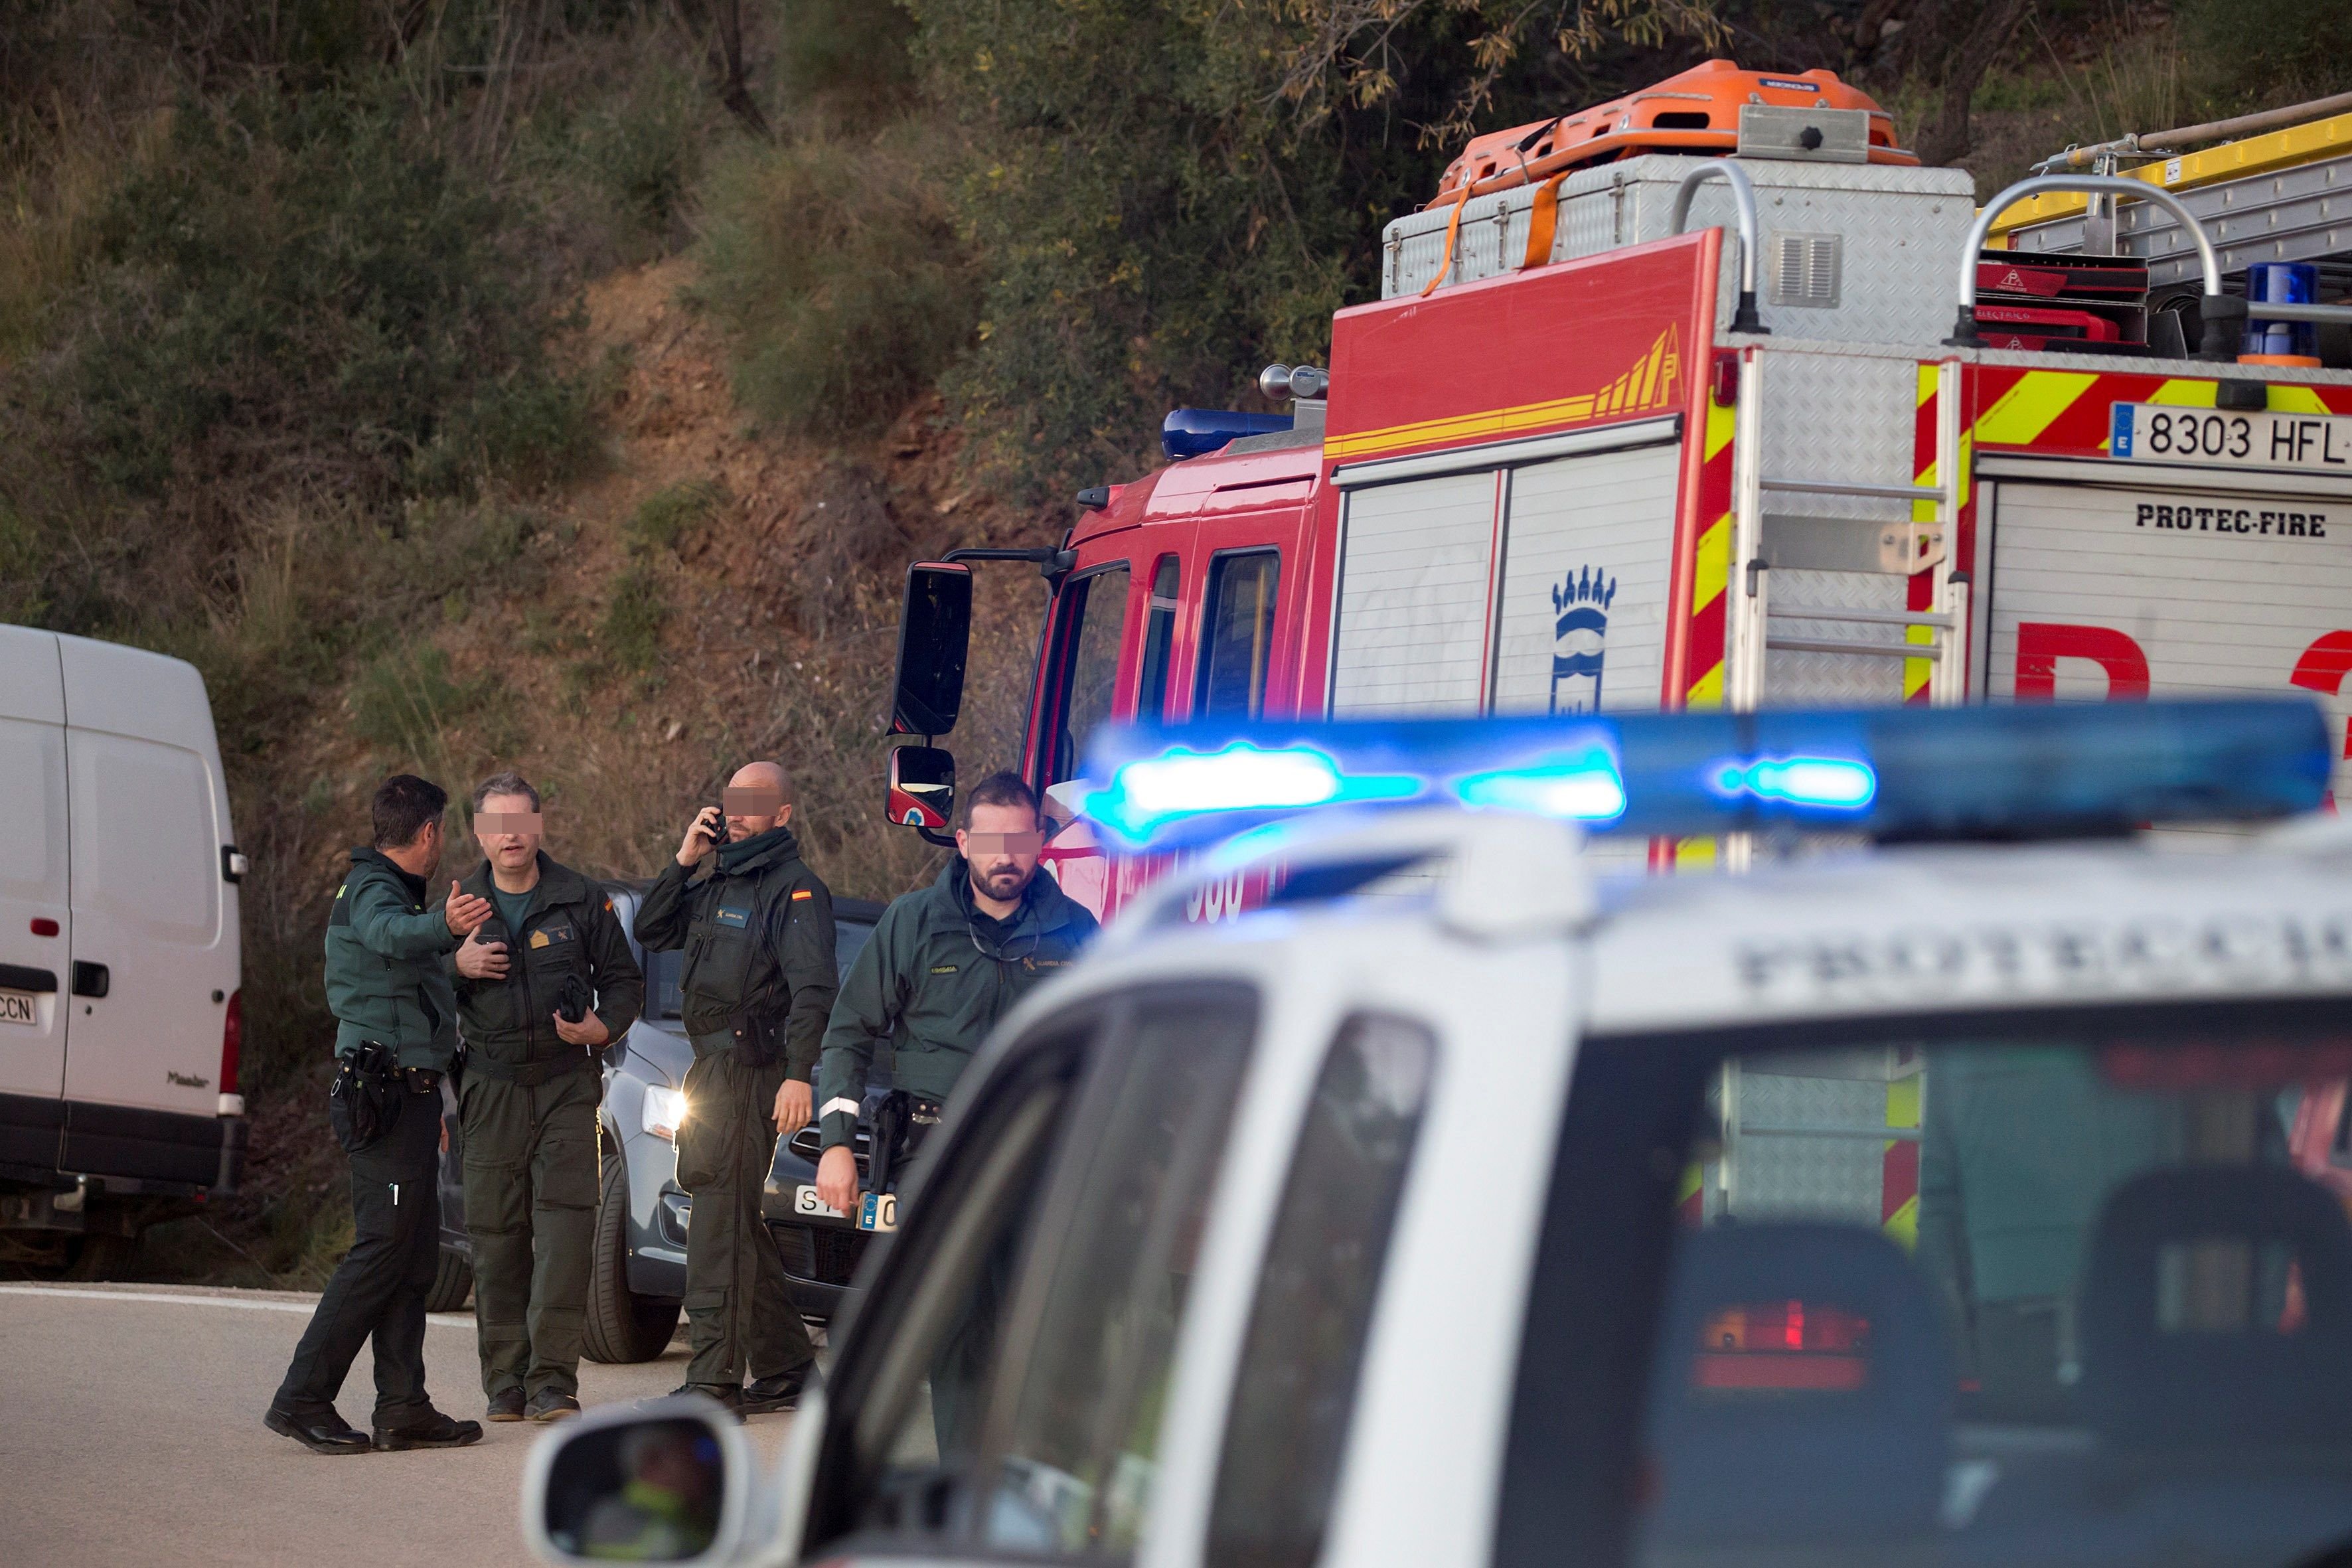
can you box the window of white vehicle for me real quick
[807,1023,1091,1549]
[1496,1000,2352,1568]
[1207,1012,1436,1568]
[977,986,1256,1556]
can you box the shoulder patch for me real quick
[791,889,814,901]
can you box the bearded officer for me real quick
[451,770,643,1423]
[812,771,1096,1215]
[811,771,1095,1452]
[632,761,836,1416]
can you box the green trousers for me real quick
[675,1049,815,1388]
[459,1066,600,1399]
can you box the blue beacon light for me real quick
[1078,699,2331,851]
[1710,755,1877,811]
[1081,740,1421,842]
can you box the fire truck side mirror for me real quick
[891,562,973,737]
[886,745,957,832]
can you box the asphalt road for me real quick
[0,1281,804,1567]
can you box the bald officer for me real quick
[632,763,836,1416]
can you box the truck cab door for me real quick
[0,627,70,1115]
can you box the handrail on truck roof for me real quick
[1950,174,2236,356]
[1668,160,1768,335]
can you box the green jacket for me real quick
[633,826,838,1081]
[451,852,644,1073]
[817,859,1098,1150]
[324,847,464,1071]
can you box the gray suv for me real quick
[430,882,886,1360]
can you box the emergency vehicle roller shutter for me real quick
[1330,471,1496,716]
[1490,444,1680,714]
[1328,441,1681,718]
[1983,477,2352,801]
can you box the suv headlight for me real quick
[641,1085,688,1140]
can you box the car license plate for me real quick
[0,990,35,1027]
[791,1184,898,1233]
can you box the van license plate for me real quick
[0,990,35,1026]
[791,1184,898,1232]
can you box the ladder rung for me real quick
[1766,605,1955,630]
[1766,635,1944,661]
[1761,477,1942,503]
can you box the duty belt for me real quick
[461,1047,600,1087]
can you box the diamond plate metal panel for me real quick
[1747,347,1921,704]
[1385,157,1976,347]
[1730,1071,1888,1224]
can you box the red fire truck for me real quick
[879,62,2352,919]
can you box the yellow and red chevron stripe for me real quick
[1323,325,1685,461]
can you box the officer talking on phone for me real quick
[632,761,836,1416]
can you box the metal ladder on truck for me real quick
[1670,164,1974,733]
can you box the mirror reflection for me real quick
[544,1417,724,1562]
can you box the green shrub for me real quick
[627,476,726,552]
[349,643,487,760]
[689,127,975,438]
[64,85,590,514]
[601,564,670,672]
[523,59,720,264]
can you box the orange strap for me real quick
[1522,170,1573,270]
[1419,187,1474,297]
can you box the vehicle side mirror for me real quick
[887,745,956,830]
[522,1397,749,1565]
[890,563,973,737]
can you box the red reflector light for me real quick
[220,990,242,1097]
[31,918,59,937]
[1693,1352,1868,1391]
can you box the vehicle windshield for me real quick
[1508,1012,2352,1568]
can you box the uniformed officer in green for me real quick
[633,761,836,1415]
[812,771,1097,1215]
[268,774,492,1455]
[451,770,644,1423]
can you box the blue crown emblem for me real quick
[1551,566,1618,715]
[1552,566,1618,616]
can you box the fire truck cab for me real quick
[881,65,2352,913]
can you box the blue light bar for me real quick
[1075,700,2331,851]
[1162,408,1293,460]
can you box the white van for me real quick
[0,623,244,1273]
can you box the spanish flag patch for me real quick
[791,890,813,901]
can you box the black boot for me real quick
[265,1405,372,1455]
[742,1362,815,1415]
[485,1387,526,1423]
[524,1389,582,1422]
[372,1409,485,1450]
[666,1381,745,1419]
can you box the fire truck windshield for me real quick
[1502,1006,2352,1568]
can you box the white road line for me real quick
[0,1285,475,1326]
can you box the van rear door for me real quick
[58,635,237,1122]
[0,627,71,1131]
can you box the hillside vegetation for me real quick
[1,0,2346,1283]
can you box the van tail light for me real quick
[218,989,244,1115]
